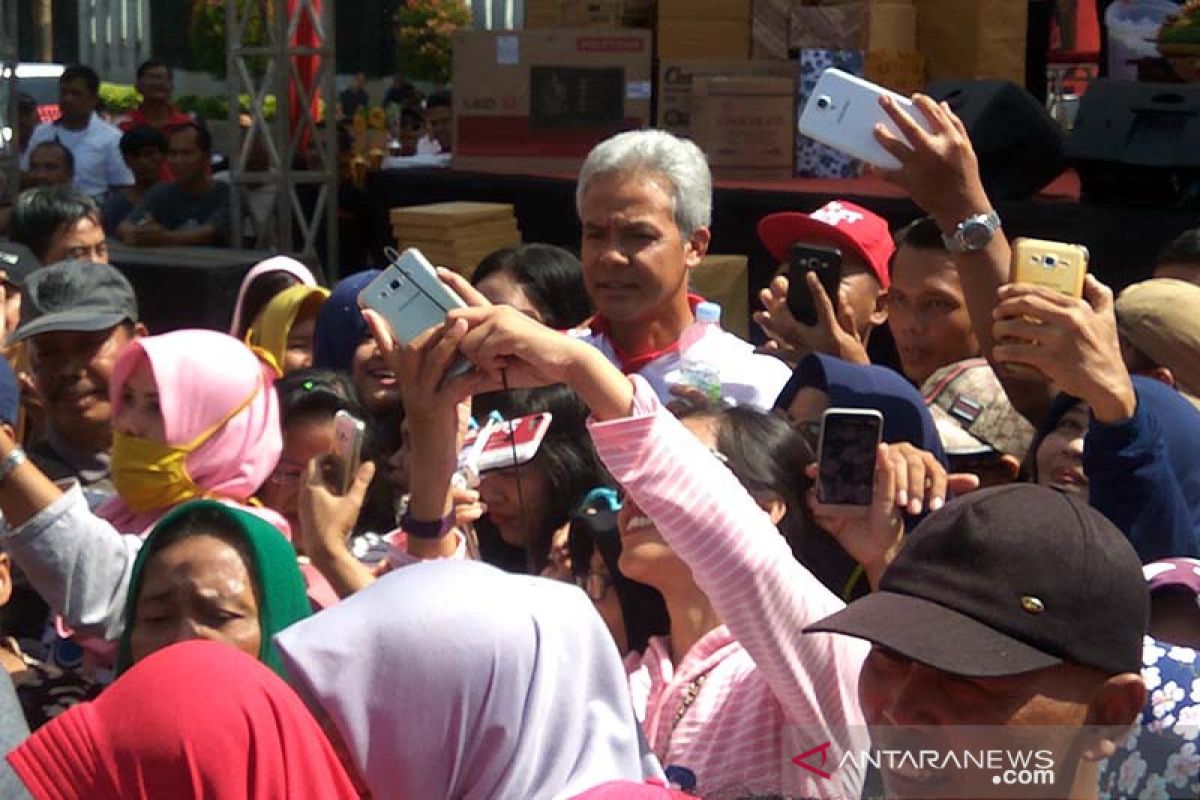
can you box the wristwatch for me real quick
[942,210,1002,253]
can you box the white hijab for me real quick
[228,256,318,336]
[275,560,658,800]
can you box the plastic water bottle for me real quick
[678,301,723,402]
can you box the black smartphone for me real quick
[786,243,843,326]
[816,408,883,512]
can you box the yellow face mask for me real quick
[110,378,263,514]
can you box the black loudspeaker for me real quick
[1065,80,1200,208]
[926,80,1066,201]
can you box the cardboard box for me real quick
[691,254,750,339]
[389,202,515,227]
[452,29,653,174]
[864,50,925,96]
[789,0,916,54]
[657,58,795,138]
[526,0,654,28]
[691,76,795,177]
[916,0,1028,84]
[752,0,792,60]
[658,0,750,21]
[658,20,751,60]
[560,0,623,27]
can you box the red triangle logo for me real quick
[792,741,834,780]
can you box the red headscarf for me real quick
[6,640,358,800]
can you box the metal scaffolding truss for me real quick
[226,0,337,270]
[0,0,18,204]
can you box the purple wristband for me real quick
[400,510,454,539]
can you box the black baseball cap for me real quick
[0,241,40,289]
[806,484,1148,677]
[6,259,138,345]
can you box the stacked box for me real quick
[658,0,751,60]
[690,254,750,339]
[656,59,796,139]
[390,202,522,278]
[526,0,655,29]
[451,29,653,174]
[691,76,795,180]
[753,0,919,59]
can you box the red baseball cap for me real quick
[757,200,895,289]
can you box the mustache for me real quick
[46,379,106,404]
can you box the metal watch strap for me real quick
[0,447,26,484]
[943,210,1001,254]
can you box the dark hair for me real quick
[136,59,172,81]
[399,107,424,130]
[672,397,866,598]
[425,91,451,110]
[17,93,36,111]
[472,385,609,572]
[120,124,168,157]
[894,215,947,251]
[236,271,303,338]
[472,244,592,329]
[275,368,363,425]
[672,398,813,547]
[10,185,100,263]
[170,122,213,155]
[1156,227,1200,267]
[29,139,74,175]
[60,64,100,95]
[137,505,261,608]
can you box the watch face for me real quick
[961,221,993,249]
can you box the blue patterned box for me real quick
[795,49,865,179]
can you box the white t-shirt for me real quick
[572,324,792,411]
[22,114,134,198]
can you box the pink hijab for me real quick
[97,330,286,536]
[228,256,318,337]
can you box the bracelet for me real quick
[0,447,26,484]
[399,509,454,540]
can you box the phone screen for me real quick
[818,412,882,506]
[786,244,843,326]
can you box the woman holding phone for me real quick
[359,273,957,800]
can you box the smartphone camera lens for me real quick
[389,279,401,290]
[816,95,831,110]
[1043,255,1057,268]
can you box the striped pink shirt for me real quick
[591,377,869,800]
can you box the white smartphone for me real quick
[816,408,884,513]
[798,68,934,170]
[357,247,473,382]
[330,410,367,494]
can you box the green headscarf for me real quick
[116,499,311,678]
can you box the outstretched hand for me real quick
[754,272,870,366]
[992,275,1136,423]
[874,94,992,229]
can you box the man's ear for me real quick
[685,226,712,271]
[870,287,889,327]
[1078,672,1147,763]
[133,322,149,338]
[0,552,11,607]
[998,454,1021,483]
[1142,366,1175,389]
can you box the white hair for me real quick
[575,129,712,237]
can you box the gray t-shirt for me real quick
[130,181,231,244]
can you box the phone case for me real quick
[816,408,883,511]
[1009,238,1089,298]
[357,248,467,345]
[331,410,366,494]
[797,68,933,170]
[460,413,553,474]
[786,244,844,326]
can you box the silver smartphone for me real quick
[357,247,474,381]
[330,410,366,494]
[798,68,934,170]
[816,408,884,513]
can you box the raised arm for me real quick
[876,94,1057,426]
[0,430,139,640]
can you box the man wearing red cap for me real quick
[755,200,892,366]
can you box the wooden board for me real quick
[389,201,516,228]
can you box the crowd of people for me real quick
[0,58,1197,800]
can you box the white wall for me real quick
[78,0,148,84]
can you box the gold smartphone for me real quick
[1004,238,1090,379]
[1009,237,1089,297]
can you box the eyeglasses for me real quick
[575,569,613,603]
